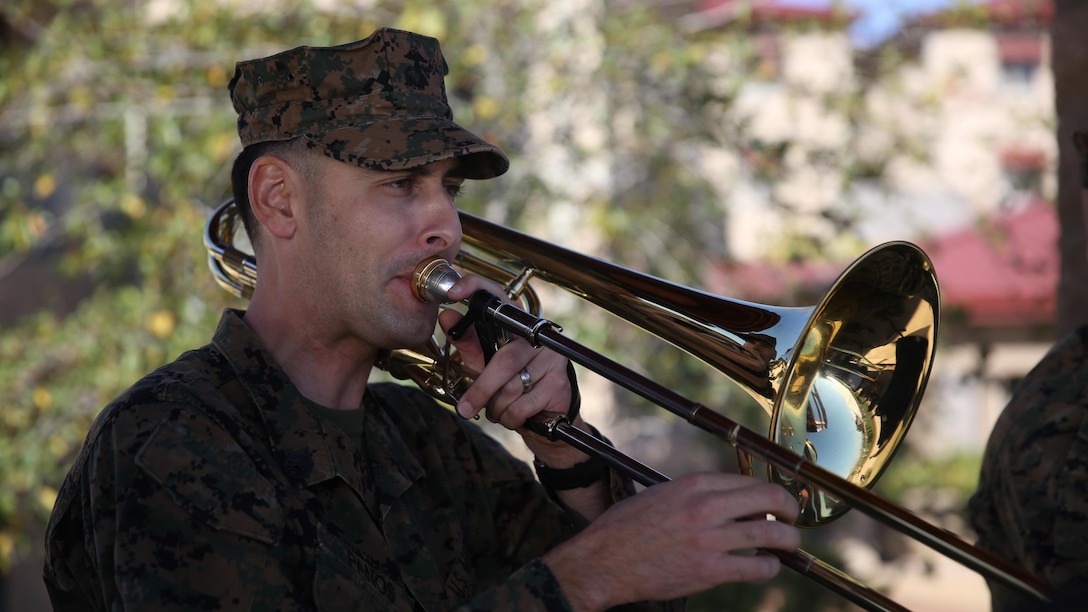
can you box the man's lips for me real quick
[392,274,421,303]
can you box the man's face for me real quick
[294,156,466,352]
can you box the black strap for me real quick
[448,291,506,359]
[533,454,609,490]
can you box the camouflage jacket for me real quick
[44,309,655,611]
[968,324,1088,610]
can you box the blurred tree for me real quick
[0,0,392,575]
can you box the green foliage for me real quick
[874,450,984,507]
[0,0,372,571]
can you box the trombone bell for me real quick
[766,242,937,524]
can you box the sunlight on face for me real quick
[295,157,466,351]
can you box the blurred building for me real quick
[679,4,1058,608]
[676,0,1058,454]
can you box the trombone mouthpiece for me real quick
[412,257,462,304]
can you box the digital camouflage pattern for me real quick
[968,325,1088,610]
[228,27,509,180]
[44,309,664,611]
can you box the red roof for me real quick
[695,0,853,25]
[982,0,1054,23]
[919,0,1054,28]
[706,257,832,305]
[924,200,1058,327]
[705,201,1059,329]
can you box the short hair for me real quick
[229,137,318,248]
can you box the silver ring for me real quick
[519,368,533,394]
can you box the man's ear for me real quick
[248,155,301,240]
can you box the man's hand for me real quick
[438,274,590,468]
[542,472,802,610]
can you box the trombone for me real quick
[205,198,1051,610]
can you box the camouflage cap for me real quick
[228,27,509,179]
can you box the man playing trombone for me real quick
[43,27,801,610]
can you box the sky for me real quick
[786,0,964,47]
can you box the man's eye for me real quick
[446,184,465,198]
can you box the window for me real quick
[997,33,1042,91]
[999,148,1045,207]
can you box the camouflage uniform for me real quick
[968,325,1088,610]
[44,310,649,610]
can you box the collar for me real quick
[210,309,422,517]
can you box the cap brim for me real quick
[304,118,509,180]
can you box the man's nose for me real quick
[421,189,461,250]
